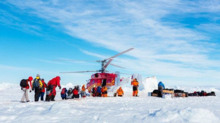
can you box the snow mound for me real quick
[148,108,220,123]
[142,76,158,93]
[62,83,76,89]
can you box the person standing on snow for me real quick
[131,78,139,97]
[32,74,43,102]
[116,87,124,97]
[158,81,165,98]
[80,85,86,98]
[47,76,61,101]
[20,76,33,103]
[39,78,47,101]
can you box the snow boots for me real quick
[51,95,55,101]
[45,95,55,101]
[45,95,50,101]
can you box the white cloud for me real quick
[38,59,67,65]
[196,23,220,33]
[2,0,220,85]
[0,64,33,71]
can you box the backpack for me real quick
[20,79,28,87]
[33,79,43,89]
[61,88,66,95]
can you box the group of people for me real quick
[20,74,61,103]
[90,85,125,97]
[61,84,126,99]
[91,85,108,97]
[60,85,85,100]
[90,78,139,97]
[20,75,141,103]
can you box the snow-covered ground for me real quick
[0,83,220,123]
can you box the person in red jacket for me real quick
[46,76,61,101]
[73,86,79,98]
[39,79,47,101]
[21,76,33,103]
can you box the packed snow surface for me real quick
[0,83,220,123]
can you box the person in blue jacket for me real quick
[61,88,67,100]
[158,81,165,98]
[97,86,102,97]
[158,81,165,89]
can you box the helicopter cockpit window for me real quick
[95,73,99,78]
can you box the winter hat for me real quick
[36,74,40,77]
[28,76,33,81]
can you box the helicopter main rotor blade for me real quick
[103,59,113,70]
[60,70,98,73]
[105,48,134,60]
[109,63,125,69]
[54,59,101,63]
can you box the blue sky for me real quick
[0,0,220,86]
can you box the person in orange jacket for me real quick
[131,78,139,97]
[101,86,108,97]
[116,87,124,97]
[80,85,86,98]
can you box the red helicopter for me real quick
[60,48,134,94]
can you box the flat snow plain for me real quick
[0,83,220,123]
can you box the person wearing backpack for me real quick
[47,76,61,101]
[61,88,67,100]
[20,76,33,103]
[32,74,43,102]
[39,79,47,101]
[131,78,139,97]
[116,87,124,97]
